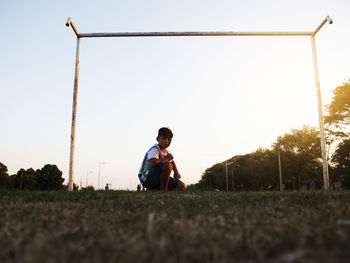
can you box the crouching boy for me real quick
[138,127,185,191]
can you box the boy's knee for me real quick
[178,181,185,191]
[164,162,173,171]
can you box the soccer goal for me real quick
[66,16,333,191]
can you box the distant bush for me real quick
[81,185,95,191]
[0,162,11,189]
[37,164,64,190]
[1,163,65,191]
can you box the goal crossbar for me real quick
[78,31,314,37]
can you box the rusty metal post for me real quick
[311,35,330,190]
[66,17,81,192]
[225,161,228,192]
[309,16,333,190]
[278,151,283,191]
[66,18,81,191]
[68,36,81,191]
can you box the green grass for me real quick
[0,190,350,263]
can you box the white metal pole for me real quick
[232,169,234,192]
[310,35,330,190]
[225,161,228,192]
[98,161,106,190]
[278,151,283,191]
[68,36,81,192]
[98,161,101,190]
[86,171,91,187]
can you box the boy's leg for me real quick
[168,178,186,191]
[160,162,173,191]
[176,181,186,191]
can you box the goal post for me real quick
[66,16,333,191]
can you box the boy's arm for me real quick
[149,153,173,168]
[172,161,181,179]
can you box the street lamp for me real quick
[225,160,233,192]
[98,161,106,190]
[86,171,93,187]
[232,169,235,192]
[278,151,283,191]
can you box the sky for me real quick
[1,0,350,190]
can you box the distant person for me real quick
[137,184,141,191]
[138,127,185,191]
[105,183,109,190]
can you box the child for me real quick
[138,127,185,191]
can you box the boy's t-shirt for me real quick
[138,144,170,185]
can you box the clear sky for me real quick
[1,0,350,190]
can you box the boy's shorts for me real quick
[143,162,182,190]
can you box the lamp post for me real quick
[225,160,233,192]
[232,169,235,192]
[86,171,93,187]
[278,151,283,191]
[98,161,106,190]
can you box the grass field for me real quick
[0,190,350,263]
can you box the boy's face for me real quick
[157,135,172,149]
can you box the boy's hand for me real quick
[174,172,181,179]
[166,153,174,161]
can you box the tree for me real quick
[37,164,64,190]
[230,149,279,191]
[331,139,350,188]
[272,125,322,190]
[0,162,11,189]
[325,80,350,138]
[81,185,95,191]
[196,126,325,191]
[61,183,79,191]
[246,148,279,190]
[324,80,350,188]
[11,168,39,190]
[324,80,350,154]
[198,163,226,190]
[197,148,279,191]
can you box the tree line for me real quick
[191,80,350,191]
[0,163,77,190]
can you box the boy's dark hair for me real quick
[158,127,173,139]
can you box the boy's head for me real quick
[157,127,173,149]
